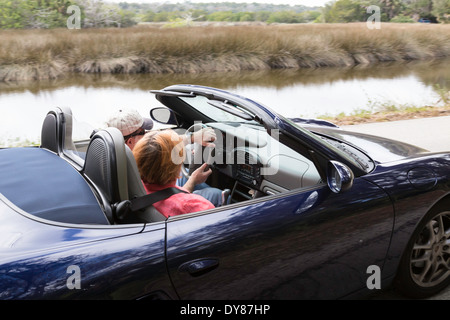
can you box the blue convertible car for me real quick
[0,84,449,300]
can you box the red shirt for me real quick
[143,182,215,218]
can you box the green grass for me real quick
[1,23,450,81]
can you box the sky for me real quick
[108,0,331,7]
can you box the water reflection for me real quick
[0,58,449,147]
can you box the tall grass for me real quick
[1,23,450,81]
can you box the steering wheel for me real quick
[181,123,215,178]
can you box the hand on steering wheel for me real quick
[182,123,216,178]
[186,123,216,148]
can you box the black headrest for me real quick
[41,111,61,153]
[83,127,128,223]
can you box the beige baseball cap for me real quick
[106,109,153,137]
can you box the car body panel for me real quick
[166,178,394,299]
[361,154,450,279]
[0,194,174,300]
[0,147,107,224]
[305,125,429,163]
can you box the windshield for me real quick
[179,95,259,124]
[178,92,372,174]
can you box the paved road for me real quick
[343,116,450,300]
[341,115,450,153]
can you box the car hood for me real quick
[304,125,429,163]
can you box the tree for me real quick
[253,11,272,22]
[322,0,367,22]
[117,7,137,27]
[141,10,155,22]
[75,0,136,28]
[432,0,450,22]
[0,0,76,29]
[0,0,26,28]
[267,10,302,23]
[379,0,404,19]
[77,0,117,27]
[207,11,235,22]
[403,0,435,19]
[390,13,415,21]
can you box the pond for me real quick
[0,58,449,147]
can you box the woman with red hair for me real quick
[133,130,215,218]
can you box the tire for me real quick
[395,208,450,299]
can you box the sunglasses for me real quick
[124,129,146,141]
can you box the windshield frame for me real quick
[278,115,371,176]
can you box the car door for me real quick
[165,178,394,299]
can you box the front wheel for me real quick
[395,209,450,298]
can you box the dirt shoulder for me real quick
[321,104,450,126]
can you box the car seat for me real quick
[82,127,166,224]
[40,106,79,160]
[40,107,66,154]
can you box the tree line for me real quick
[0,0,136,29]
[321,0,449,23]
[0,0,448,29]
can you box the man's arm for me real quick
[181,127,216,147]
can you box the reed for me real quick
[1,23,449,81]
[319,103,450,126]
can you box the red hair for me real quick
[133,130,184,185]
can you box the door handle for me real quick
[178,258,219,277]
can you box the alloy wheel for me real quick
[410,211,450,288]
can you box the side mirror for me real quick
[150,107,179,126]
[327,160,354,193]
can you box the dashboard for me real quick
[206,122,322,196]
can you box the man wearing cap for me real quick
[106,108,228,207]
[106,109,155,150]
[107,108,217,150]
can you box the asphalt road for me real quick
[343,116,450,300]
[342,115,450,153]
